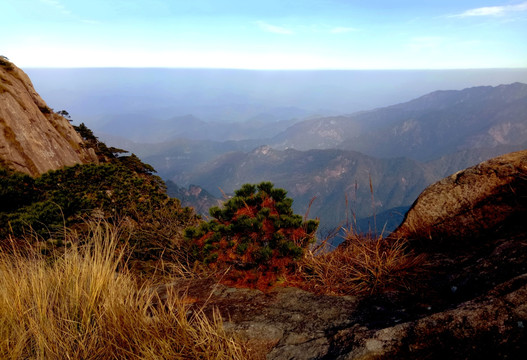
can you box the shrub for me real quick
[0,167,38,212]
[185,182,319,290]
[0,163,200,270]
[73,122,130,162]
[0,121,200,266]
[1,163,155,236]
[38,105,52,114]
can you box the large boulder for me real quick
[391,149,527,246]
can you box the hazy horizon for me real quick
[26,67,527,129]
[3,1,526,69]
[23,66,527,71]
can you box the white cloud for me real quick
[451,1,527,18]
[329,26,358,34]
[256,21,293,35]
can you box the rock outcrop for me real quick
[391,149,527,246]
[0,58,97,176]
[162,150,527,359]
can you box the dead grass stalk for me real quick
[0,222,246,359]
[300,227,424,295]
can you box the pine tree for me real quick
[185,182,318,289]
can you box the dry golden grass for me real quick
[0,223,247,360]
[299,227,425,295]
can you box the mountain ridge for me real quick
[111,82,527,233]
[270,82,527,161]
[173,146,440,231]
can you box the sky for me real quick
[1,0,527,69]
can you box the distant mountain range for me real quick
[119,83,527,233]
[95,82,527,153]
[270,83,527,161]
[97,113,303,143]
[5,63,527,235]
[27,68,527,131]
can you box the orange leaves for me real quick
[234,204,255,218]
[185,182,319,291]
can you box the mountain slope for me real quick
[0,58,97,175]
[174,146,441,231]
[119,82,527,233]
[271,83,527,161]
[165,180,222,216]
[171,143,527,233]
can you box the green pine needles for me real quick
[185,182,319,289]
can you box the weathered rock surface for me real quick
[0,59,97,175]
[336,273,527,359]
[162,150,527,359]
[391,149,527,246]
[165,252,527,359]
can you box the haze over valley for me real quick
[27,68,527,141]
[6,0,524,234]
[26,69,527,233]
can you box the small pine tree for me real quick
[0,56,13,71]
[185,182,318,289]
[56,110,71,120]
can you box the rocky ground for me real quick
[159,150,527,359]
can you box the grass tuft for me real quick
[299,227,425,295]
[0,222,246,359]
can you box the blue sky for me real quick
[1,0,527,69]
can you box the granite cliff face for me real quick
[0,58,97,176]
